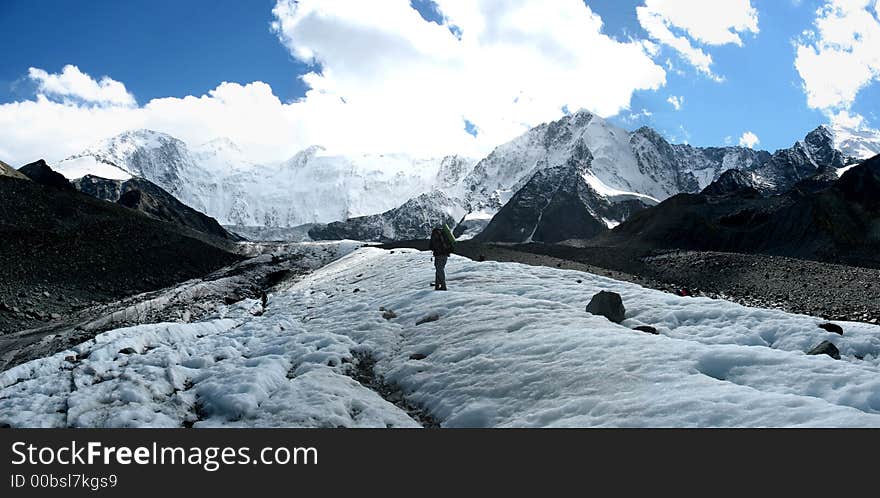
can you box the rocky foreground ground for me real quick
[381,240,880,325]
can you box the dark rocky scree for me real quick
[349,351,439,428]
[0,174,242,336]
[0,247,306,372]
[74,174,239,241]
[516,245,880,324]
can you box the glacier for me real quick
[2,247,880,428]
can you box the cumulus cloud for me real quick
[794,0,880,127]
[667,95,684,110]
[739,130,760,148]
[0,79,303,166]
[1,0,668,166]
[269,0,667,156]
[28,65,136,107]
[637,0,759,80]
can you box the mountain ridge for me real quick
[44,113,880,242]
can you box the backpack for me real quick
[441,224,456,254]
[430,226,455,255]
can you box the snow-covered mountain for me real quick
[462,110,857,215]
[830,123,880,160]
[462,110,767,214]
[49,115,877,242]
[453,111,871,242]
[475,161,653,244]
[456,110,768,240]
[308,190,466,242]
[54,131,477,228]
[192,137,255,175]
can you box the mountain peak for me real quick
[197,137,243,154]
[701,168,763,197]
[827,122,880,160]
[18,159,75,190]
[804,125,834,145]
[284,145,326,169]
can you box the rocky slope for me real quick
[18,160,74,190]
[0,160,28,180]
[0,173,242,334]
[308,190,465,242]
[73,175,239,241]
[595,154,880,268]
[474,161,651,244]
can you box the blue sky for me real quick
[0,0,878,164]
[594,0,834,146]
[0,0,311,103]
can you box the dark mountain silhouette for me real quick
[18,159,74,190]
[0,172,241,333]
[73,175,240,241]
[474,163,651,244]
[597,155,880,268]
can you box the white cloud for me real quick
[1,0,668,166]
[28,65,136,107]
[667,95,684,110]
[269,0,665,155]
[739,130,760,148]
[794,0,880,127]
[619,108,654,124]
[637,0,759,80]
[0,80,305,166]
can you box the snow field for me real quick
[2,247,880,427]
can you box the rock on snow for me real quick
[3,248,880,428]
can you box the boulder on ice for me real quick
[807,341,840,360]
[586,291,626,324]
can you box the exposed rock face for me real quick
[73,175,239,241]
[308,191,465,242]
[599,155,880,268]
[18,160,74,190]
[752,126,849,191]
[474,162,650,244]
[700,169,764,197]
[0,160,29,180]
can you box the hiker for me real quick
[429,224,455,291]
